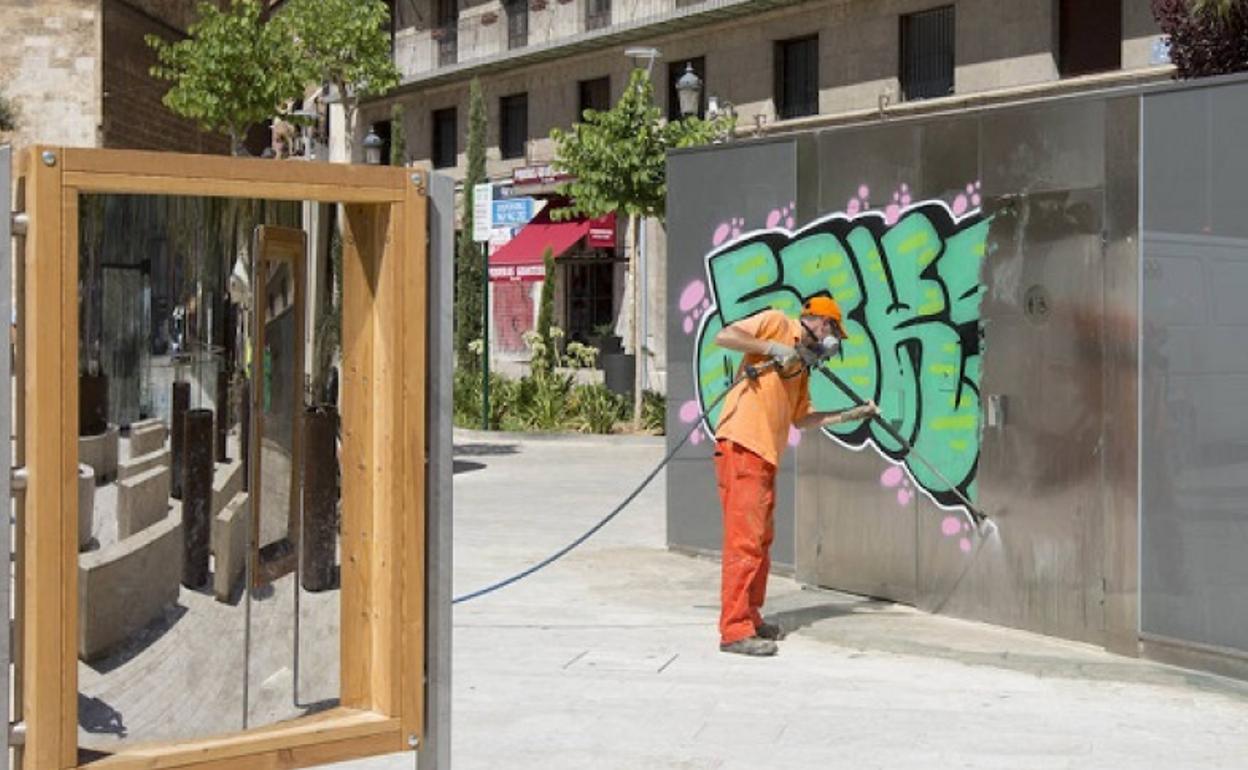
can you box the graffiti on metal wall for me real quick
[680,184,990,516]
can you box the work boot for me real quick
[755,621,784,641]
[719,636,778,657]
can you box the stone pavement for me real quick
[329,430,1248,770]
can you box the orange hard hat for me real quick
[802,295,842,324]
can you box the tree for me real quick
[390,103,408,166]
[455,78,488,370]
[148,0,303,154]
[532,248,557,374]
[0,90,16,133]
[550,68,733,423]
[1154,0,1248,78]
[283,0,400,144]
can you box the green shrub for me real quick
[521,371,573,430]
[570,383,624,434]
[641,390,666,435]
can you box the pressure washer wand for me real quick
[807,360,990,528]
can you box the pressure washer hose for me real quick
[452,358,993,605]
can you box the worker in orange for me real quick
[712,296,878,656]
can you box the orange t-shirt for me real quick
[714,310,812,467]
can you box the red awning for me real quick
[488,220,591,282]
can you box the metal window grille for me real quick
[500,93,528,160]
[506,0,529,50]
[900,5,955,101]
[775,36,818,120]
[585,0,611,31]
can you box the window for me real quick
[585,0,611,31]
[578,76,610,120]
[431,107,457,169]
[900,6,955,101]
[565,261,615,345]
[1058,0,1122,76]
[505,0,528,49]
[667,57,706,121]
[435,0,458,66]
[774,36,818,120]
[499,93,528,160]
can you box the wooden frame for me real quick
[17,147,428,770]
[250,226,308,587]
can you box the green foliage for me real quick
[0,91,17,132]
[451,368,632,435]
[549,68,735,222]
[531,249,557,374]
[1153,0,1248,78]
[282,0,400,101]
[147,0,399,152]
[455,78,488,370]
[641,390,666,435]
[390,103,407,166]
[147,0,302,150]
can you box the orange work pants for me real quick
[713,439,776,645]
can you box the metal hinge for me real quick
[10,212,27,237]
[11,467,26,493]
[9,721,26,746]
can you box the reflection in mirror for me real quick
[75,195,341,759]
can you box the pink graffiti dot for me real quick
[971,194,981,207]
[858,184,869,199]
[941,515,961,537]
[785,217,795,229]
[962,521,971,532]
[678,400,700,423]
[967,183,975,194]
[885,204,901,225]
[881,466,904,488]
[766,210,781,228]
[847,199,861,216]
[712,223,731,246]
[959,537,972,553]
[788,426,802,447]
[682,316,694,334]
[952,194,968,217]
[702,298,711,310]
[690,430,703,446]
[901,194,912,206]
[897,489,913,505]
[679,281,706,312]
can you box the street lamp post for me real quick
[362,125,385,165]
[675,63,702,118]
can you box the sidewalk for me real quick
[334,430,1248,770]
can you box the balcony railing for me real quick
[395,0,723,78]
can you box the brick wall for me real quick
[101,0,229,154]
[0,0,101,150]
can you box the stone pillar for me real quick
[216,370,229,463]
[182,408,213,588]
[301,406,338,591]
[171,381,190,499]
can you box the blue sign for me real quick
[492,197,536,227]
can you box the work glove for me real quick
[765,341,798,366]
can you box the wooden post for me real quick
[171,380,190,499]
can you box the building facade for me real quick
[0,0,233,154]
[368,0,1169,390]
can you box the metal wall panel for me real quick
[665,139,807,568]
[1141,81,1248,655]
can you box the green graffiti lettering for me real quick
[693,203,991,512]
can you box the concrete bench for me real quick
[128,418,167,457]
[79,425,119,484]
[212,491,249,602]
[78,505,183,661]
[119,447,171,483]
[116,465,171,539]
[211,459,244,520]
